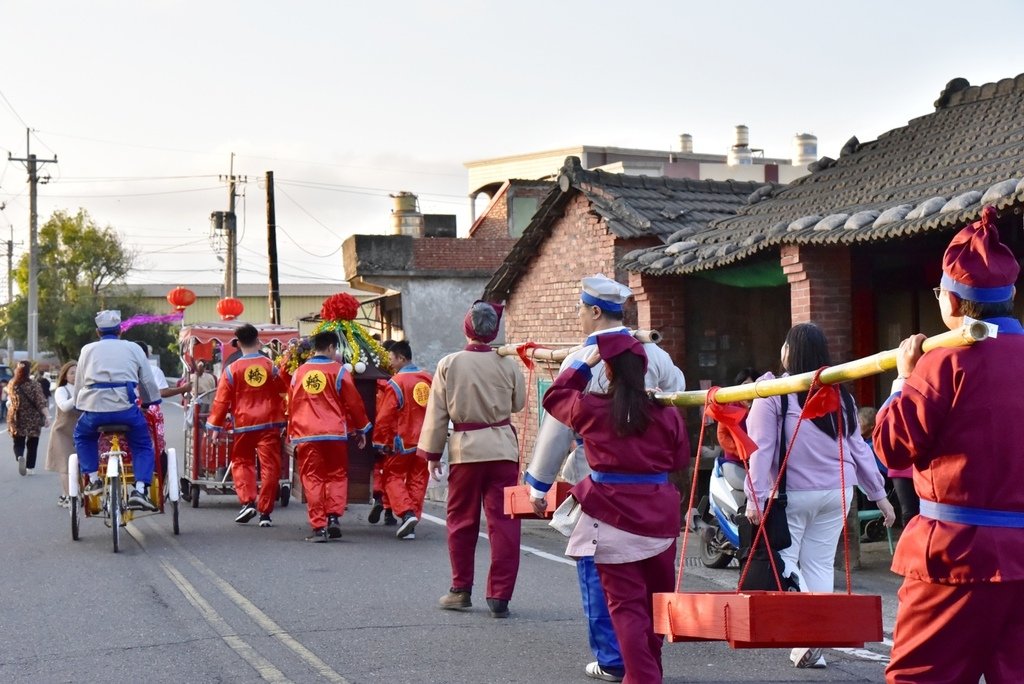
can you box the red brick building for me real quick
[484,157,768,458]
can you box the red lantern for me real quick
[167,286,196,312]
[217,297,244,321]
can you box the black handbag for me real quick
[738,393,797,591]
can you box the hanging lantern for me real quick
[217,297,244,321]
[167,286,196,312]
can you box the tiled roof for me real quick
[484,156,767,300]
[622,73,1024,276]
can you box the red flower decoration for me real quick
[320,292,360,321]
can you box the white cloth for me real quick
[565,509,674,564]
[74,338,160,412]
[581,273,631,306]
[526,325,685,498]
[779,487,853,594]
[149,362,169,391]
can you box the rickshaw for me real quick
[178,322,299,508]
[68,420,181,553]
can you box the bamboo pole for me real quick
[654,321,991,408]
[495,329,662,363]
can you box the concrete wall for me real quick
[366,275,495,371]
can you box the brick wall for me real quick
[469,194,510,240]
[628,271,686,370]
[781,244,853,362]
[412,237,517,272]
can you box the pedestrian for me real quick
[372,340,432,540]
[44,361,80,506]
[192,360,217,413]
[874,206,1024,683]
[541,334,689,684]
[744,322,895,669]
[862,405,917,528]
[207,323,288,528]
[417,300,526,618]
[368,339,398,528]
[0,379,8,421]
[8,359,50,476]
[74,310,161,510]
[525,274,686,683]
[36,369,52,410]
[287,331,371,542]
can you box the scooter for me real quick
[691,455,746,569]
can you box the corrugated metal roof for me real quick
[622,73,1024,276]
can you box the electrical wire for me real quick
[274,185,345,241]
[0,87,29,129]
[40,185,223,199]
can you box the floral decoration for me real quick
[320,292,360,321]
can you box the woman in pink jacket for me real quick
[744,322,895,670]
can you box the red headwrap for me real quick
[596,333,647,374]
[463,300,504,344]
[941,205,1019,303]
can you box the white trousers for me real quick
[779,488,853,594]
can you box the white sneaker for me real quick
[17,455,26,476]
[584,661,624,682]
[791,647,826,668]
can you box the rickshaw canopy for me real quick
[179,322,299,364]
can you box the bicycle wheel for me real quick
[70,496,80,541]
[110,476,121,554]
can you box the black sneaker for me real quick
[304,528,328,543]
[486,598,510,619]
[396,512,418,539]
[327,515,342,539]
[83,479,104,496]
[367,497,384,524]
[258,514,273,528]
[383,509,398,526]
[127,489,158,512]
[235,502,258,524]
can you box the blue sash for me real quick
[590,471,668,485]
[920,499,1024,528]
[88,381,138,405]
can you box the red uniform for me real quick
[207,353,287,514]
[875,319,1024,683]
[288,355,371,529]
[373,364,432,518]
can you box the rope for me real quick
[834,378,853,594]
[674,390,711,593]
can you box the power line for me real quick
[0,87,29,129]
[39,185,223,199]
[274,185,345,241]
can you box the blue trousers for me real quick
[577,555,624,672]
[74,407,155,484]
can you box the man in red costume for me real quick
[372,340,432,540]
[875,206,1024,683]
[207,323,287,527]
[288,331,371,542]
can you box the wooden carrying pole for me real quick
[655,321,991,408]
[495,329,662,363]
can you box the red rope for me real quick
[835,383,853,594]
[675,390,713,593]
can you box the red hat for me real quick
[941,206,1019,303]
[463,300,504,344]
[596,332,647,374]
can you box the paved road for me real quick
[0,402,897,683]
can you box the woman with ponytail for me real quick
[542,333,689,684]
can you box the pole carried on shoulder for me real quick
[654,321,991,408]
[494,329,662,363]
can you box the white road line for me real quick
[420,512,575,567]
[160,559,291,683]
[160,534,350,684]
[421,511,891,664]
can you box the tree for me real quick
[1,209,146,362]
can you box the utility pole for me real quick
[217,153,246,299]
[6,225,14,365]
[9,129,57,360]
[265,171,281,324]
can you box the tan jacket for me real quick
[417,346,525,465]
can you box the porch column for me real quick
[628,271,686,369]
[780,245,853,363]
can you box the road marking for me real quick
[420,512,580,567]
[157,533,350,683]
[160,559,291,683]
[835,647,890,663]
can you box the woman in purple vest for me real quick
[542,333,689,684]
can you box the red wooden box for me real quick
[503,482,572,519]
[652,591,883,649]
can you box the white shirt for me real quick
[75,337,160,412]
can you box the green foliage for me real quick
[1,209,143,362]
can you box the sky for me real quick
[1,0,1023,294]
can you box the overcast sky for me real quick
[1,0,1022,292]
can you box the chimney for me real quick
[727,125,752,166]
[679,133,693,154]
[792,133,818,166]
[389,191,424,237]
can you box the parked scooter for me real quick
[691,454,747,568]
